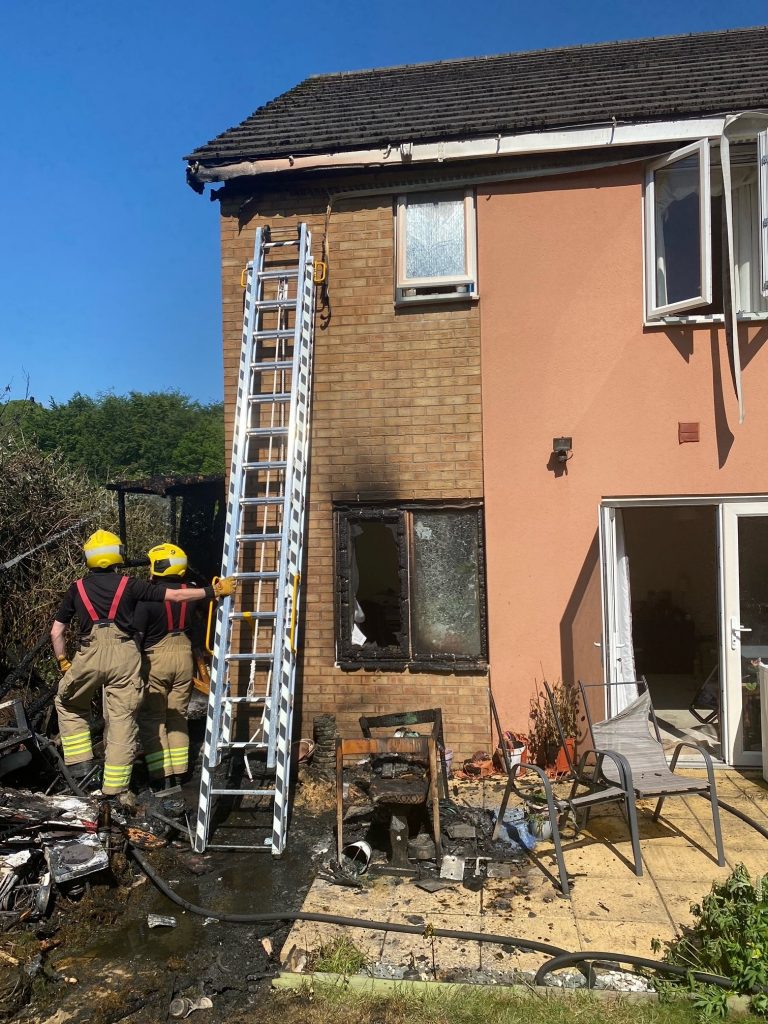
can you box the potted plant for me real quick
[524,787,553,840]
[528,678,578,775]
[526,810,553,841]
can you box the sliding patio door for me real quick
[721,502,768,767]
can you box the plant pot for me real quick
[555,738,576,775]
[528,817,552,841]
[493,743,526,773]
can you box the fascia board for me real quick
[190,116,728,182]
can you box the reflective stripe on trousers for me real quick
[138,633,194,779]
[55,624,143,794]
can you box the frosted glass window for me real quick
[405,198,465,279]
[411,510,482,658]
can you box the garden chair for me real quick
[572,680,724,865]
[359,707,449,798]
[489,691,640,898]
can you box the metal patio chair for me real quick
[489,691,641,898]
[572,679,725,867]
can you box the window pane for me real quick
[349,520,402,649]
[411,510,482,658]
[654,155,702,306]
[405,198,465,279]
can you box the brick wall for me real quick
[219,186,491,760]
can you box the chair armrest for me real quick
[507,762,567,811]
[577,746,635,794]
[574,746,633,792]
[668,741,718,791]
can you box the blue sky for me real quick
[1,0,766,406]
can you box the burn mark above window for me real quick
[335,502,488,673]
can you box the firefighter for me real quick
[51,529,235,798]
[134,543,203,790]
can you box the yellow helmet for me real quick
[148,543,188,578]
[84,530,125,570]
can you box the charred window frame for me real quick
[334,501,488,673]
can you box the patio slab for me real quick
[279,769,768,980]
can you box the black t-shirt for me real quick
[133,578,205,650]
[55,570,175,640]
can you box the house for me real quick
[185,26,768,768]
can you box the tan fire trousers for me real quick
[55,625,143,795]
[137,633,194,780]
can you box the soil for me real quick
[1,767,335,1024]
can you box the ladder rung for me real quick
[243,460,286,471]
[222,741,270,750]
[249,394,291,404]
[247,426,289,437]
[233,571,280,580]
[211,788,275,797]
[225,653,273,662]
[264,239,300,249]
[253,329,295,341]
[224,695,269,704]
[237,532,282,543]
[207,844,271,851]
[230,611,277,620]
[251,360,293,372]
[239,497,284,507]
[258,268,299,280]
[255,299,296,311]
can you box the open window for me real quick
[644,137,768,321]
[395,190,477,304]
[759,129,768,299]
[335,502,487,671]
[645,140,712,318]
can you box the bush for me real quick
[0,433,167,696]
[652,864,768,1019]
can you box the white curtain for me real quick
[614,511,639,713]
[405,198,465,279]
[733,180,768,313]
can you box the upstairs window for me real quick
[644,136,768,321]
[395,190,477,304]
[335,502,487,672]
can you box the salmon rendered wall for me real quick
[477,164,768,731]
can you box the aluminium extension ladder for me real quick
[194,223,316,854]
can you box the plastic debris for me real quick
[169,995,213,1017]
[147,913,178,928]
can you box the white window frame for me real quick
[644,139,712,320]
[759,129,768,298]
[395,189,477,304]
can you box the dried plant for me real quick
[528,677,579,766]
[0,433,167,703]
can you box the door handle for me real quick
[730,616,752,651]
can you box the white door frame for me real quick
[600,493,768,767]
[721,502,767,768]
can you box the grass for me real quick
[310,936,370,975]
[268,985,761,1024]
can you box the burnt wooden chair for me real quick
[359,708,449,798]
[335,736,442,867]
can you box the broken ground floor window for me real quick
[335,501,487,672]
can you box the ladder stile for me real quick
[194,224,315,855]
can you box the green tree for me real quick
[16,390,224,481]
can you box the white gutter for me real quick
[191,116,728,182]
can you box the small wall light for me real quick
[552,436,573,464]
